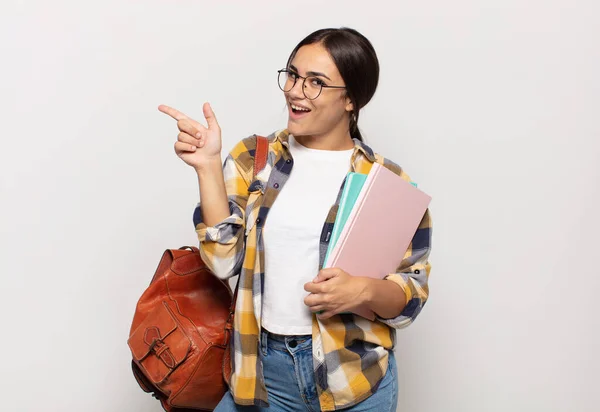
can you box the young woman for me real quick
[159,27,432,412]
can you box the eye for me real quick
[309,77,326,87]
[288,71,299,79]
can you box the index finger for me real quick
[158,104,189,121]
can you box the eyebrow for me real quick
[289,64,332,81]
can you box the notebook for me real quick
[323,162,432,320]
[325,174,420,266]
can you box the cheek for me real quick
[314,100,346,123]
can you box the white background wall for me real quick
[1,1,598,411]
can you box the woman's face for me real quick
[284,43,353,139]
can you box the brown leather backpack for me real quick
[128,135,269,411]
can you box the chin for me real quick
[287,121,302,136]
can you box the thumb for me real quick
[203,102,220,130]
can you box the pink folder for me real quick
[324,162,432,320]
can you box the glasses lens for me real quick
[278,70,294,92]
[304,77,322,100]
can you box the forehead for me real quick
[290,43,341,79]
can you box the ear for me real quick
[345,97,354,113]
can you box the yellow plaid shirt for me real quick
[193,129,432,411]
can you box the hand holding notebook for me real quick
[322,162,431,320]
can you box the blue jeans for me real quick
[214,329,398,412]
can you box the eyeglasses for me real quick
[277,68,346,100]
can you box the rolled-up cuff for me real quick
[193,202,245,244]
[375,272,422,329]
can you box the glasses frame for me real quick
[277,68,346,100]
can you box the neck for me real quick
[293,122,354,151]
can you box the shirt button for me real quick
[273,183,280,189]
[286,159,291,164]
[256,217,261,224]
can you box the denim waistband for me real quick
[260,328,312,355]
[263,328,311,342]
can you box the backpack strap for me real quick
[253,134,269,180]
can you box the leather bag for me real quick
[127,135,269,411]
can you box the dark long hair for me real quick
[286,28,380,142]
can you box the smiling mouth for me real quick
[290,102,311,114]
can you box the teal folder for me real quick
[324,172,368,267]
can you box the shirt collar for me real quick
[273,129,377,163]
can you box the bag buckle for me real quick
[145,328,176,370]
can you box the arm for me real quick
[196,157,230,226]
[193,138,253,280]
[362,277,407,319]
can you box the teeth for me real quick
[291,104,310,112]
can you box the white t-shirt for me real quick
[261,134,354,335]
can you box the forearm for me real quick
[196,157,230,227]
[362,278,407,319]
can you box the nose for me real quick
[286,78,305,100]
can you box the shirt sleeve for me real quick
[376,207,433,329]
[192,138,253,280]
